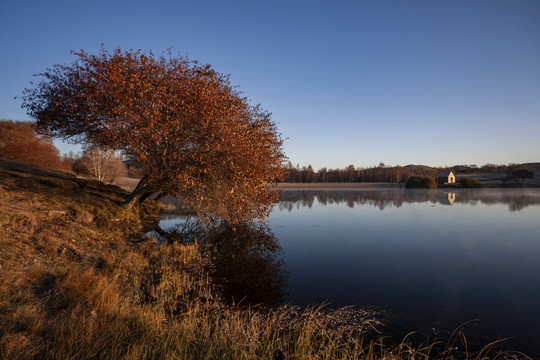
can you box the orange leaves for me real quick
[22,47,286,223]
[0,120,70,171]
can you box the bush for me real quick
[459,177,482,188]
[0,119,69,171]
[405,175,437,189]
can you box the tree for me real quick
[508,168,534,186]
[0,119,69,171]
[346,164,356,182]
[319,167,328,183]
[104,157,128,184]
[304,165,316,183]
[72,145,128,184]
[22,48,286,223]
[82,146,114,182]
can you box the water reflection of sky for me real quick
[270,189,540,353]
[159,214,192,231]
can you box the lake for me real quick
[161,188,540,355]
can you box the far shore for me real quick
[275,182,540,191]
[116,178,406,192]
[116,177,540,194]
[275,182,404,191]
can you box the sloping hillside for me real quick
[0,158,157,271]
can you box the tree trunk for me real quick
[122,176,151,209]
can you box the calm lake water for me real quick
[161,188,540,354]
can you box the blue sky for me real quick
[1,0,539,170]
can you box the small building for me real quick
[437,171,456,185]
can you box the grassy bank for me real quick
[0,159,531,359]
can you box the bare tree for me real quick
[82,146,113,182]
[73,145,127,184]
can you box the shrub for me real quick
[459,177,482,188]
[0,119,69,171]
[405,175,437,189]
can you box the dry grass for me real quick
[114,176,141,192]
[0,158,532,360]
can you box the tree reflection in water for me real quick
[177,221,288,307]
[207,222,287,306]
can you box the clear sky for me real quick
[1,0,539,170]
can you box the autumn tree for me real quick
[22,48,286,223]
[0,119,69,171]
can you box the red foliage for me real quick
[22,48,286,222]
[0,120,69,171]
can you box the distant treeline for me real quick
[282,162,540,183]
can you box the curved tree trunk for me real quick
[122,176,152,209]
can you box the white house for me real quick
[437,171,456,185]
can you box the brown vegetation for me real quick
[459,177,482,188]
[0,120,69,172]
[405,175,437,189]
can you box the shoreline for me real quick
[276,182,540,191]
[276,182,403,191]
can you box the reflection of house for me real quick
[438,192,456,205]
[437,171,455,185]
